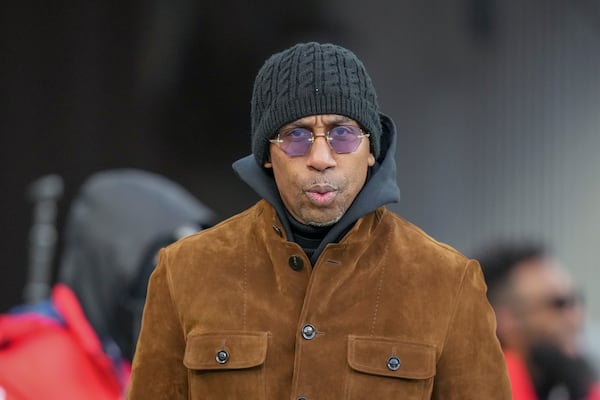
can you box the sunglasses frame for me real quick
[269,125,370,157]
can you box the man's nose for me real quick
[306,133,336,171]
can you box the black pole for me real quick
[24,174,63,304]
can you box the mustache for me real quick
[303,182,338,193]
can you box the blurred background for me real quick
[1,0,599,337]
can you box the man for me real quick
[128,42,511,399]
[479,243,600,400]
[0,169,216,399]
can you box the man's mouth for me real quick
[305,184,337,206]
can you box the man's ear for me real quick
[368,153,375,167]
[263,148,273,169]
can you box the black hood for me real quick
[232,113,400,262]
[58,169,217,360]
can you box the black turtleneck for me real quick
[285,210,332,262]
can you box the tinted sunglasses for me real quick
[269,125,370,157]
[546,292,583,310]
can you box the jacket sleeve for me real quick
[432,259,512,399]
[127,249,188,399]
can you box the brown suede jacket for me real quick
[128,200,511,399]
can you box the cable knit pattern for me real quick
[251,42,382,166]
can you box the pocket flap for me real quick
[184,331,268,370]
[347,335,436,379]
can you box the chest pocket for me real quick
[184,331,269,400]
[345,335,436,399]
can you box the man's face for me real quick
[509,257,584,356]
[264,114,375,227]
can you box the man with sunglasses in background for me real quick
[479,243,600,400]
[128,42,511,399]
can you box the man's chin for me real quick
[306,214,343,228]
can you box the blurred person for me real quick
[0,169,217,400]
[128,42,511,399]
[479,243,600,400]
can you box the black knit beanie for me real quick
[251,42,382,167]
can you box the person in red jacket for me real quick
[479,243,600,400]
[0,169,216,400]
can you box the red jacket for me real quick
[505,350,600,400]
[504,350,538,400]
[0,284,130,400]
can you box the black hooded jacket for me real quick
[58,169,217,360]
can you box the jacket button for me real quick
[272,225,283,237]
[288,255,304,271]
[215,350,229,364]
[387,356,401,371]
[301,324,316,340]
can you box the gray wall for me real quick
[333,0,600,323]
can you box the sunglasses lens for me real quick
[275,125,365,156]
[329,126,363,154]
[552,294,582,309]
[280,128,312,156]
